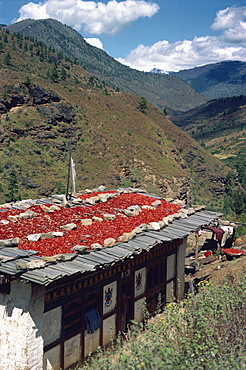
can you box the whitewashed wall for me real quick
[43,306,61,346]
[166,281,174,303]
[134,297,145,323]
[166,254,176,281]
[64,334,81,369]
[84,329,100,358]
[176,239,187,300]
[0,279,45,370]
[43,306,62,370]
[43,346,60,370]
[103,314,116,346]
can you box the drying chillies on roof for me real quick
[0,191,181,256]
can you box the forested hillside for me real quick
[172,61,246,99]
[4,19,207,116]
[0,29,230,207]
[173,95,246,214]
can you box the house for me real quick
[0,188,222,370]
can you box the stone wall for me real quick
[0,279,45,370]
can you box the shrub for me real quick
[81,271,246,369]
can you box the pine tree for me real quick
[4,52,11,66]
[5,169,19,202]
[137,97,148,114]
[61,67,67,81]
[49,67,59,82]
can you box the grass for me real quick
[0,29,232,203]
[79,270,246,369]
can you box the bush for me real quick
[81,271,246,369]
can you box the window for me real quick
[85,308,100,334]
[64,298,82,337]
[154,265,159,286]
[159,262,164,283]
[147,267,153,288]
[85,291,101,334]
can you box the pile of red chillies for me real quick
[0,192,181,256]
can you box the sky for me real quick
[0,0,246,72]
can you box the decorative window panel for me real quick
[134,267,146,297]
[103,281,117,315]
[43,307,61,346]
[166,254,176,281]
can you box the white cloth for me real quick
[220,225,234,246]
[71,157,76,195]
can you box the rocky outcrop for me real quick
[0,83,62,111]
[184,150,197,163]
[28,85,60,105]
[0,102,7,113]
[37,102,75,124]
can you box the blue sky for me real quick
[1,0,246,72]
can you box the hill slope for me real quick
[0,29,229,205]
[173,95,246,193]
[3,19,207,116]
[172,61,246,100]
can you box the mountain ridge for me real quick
[0,28,229,206]
[3,19,207,116]
[172,61,246,100]
[172,95,246,199]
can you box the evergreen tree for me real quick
[61,67,67,81]
[88,76,95,86]
[24,76,32,86]
[4,52,11,66]
[137,97,148,114]
[5,169,19,202]
[49,67,59,82]
[163,107,169,116]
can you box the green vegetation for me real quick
[5,169,20,202]
[234,214,246,239]
[4,51,11,65]
[173,60,246,99]
[47,67,59,82]
[173,93,246,218]
[0,28,238,204]
[137,97,148,115]
[81,272,246,369]
[4,19,206,114]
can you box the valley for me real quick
[0,23,245,216]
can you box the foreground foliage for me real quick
[81,271,246,369]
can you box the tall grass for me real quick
[80,270,246,369]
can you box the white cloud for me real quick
[17,2,49,21]
[212,6,246,43]
[118,6,246,72]
[85,37,104,49]
[16,0,159,36]
[212,6,246,31]
[15,3,246,72]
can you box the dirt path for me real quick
[208,256,246,284]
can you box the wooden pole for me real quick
[65,151,71,200]
[195,232,199,265]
